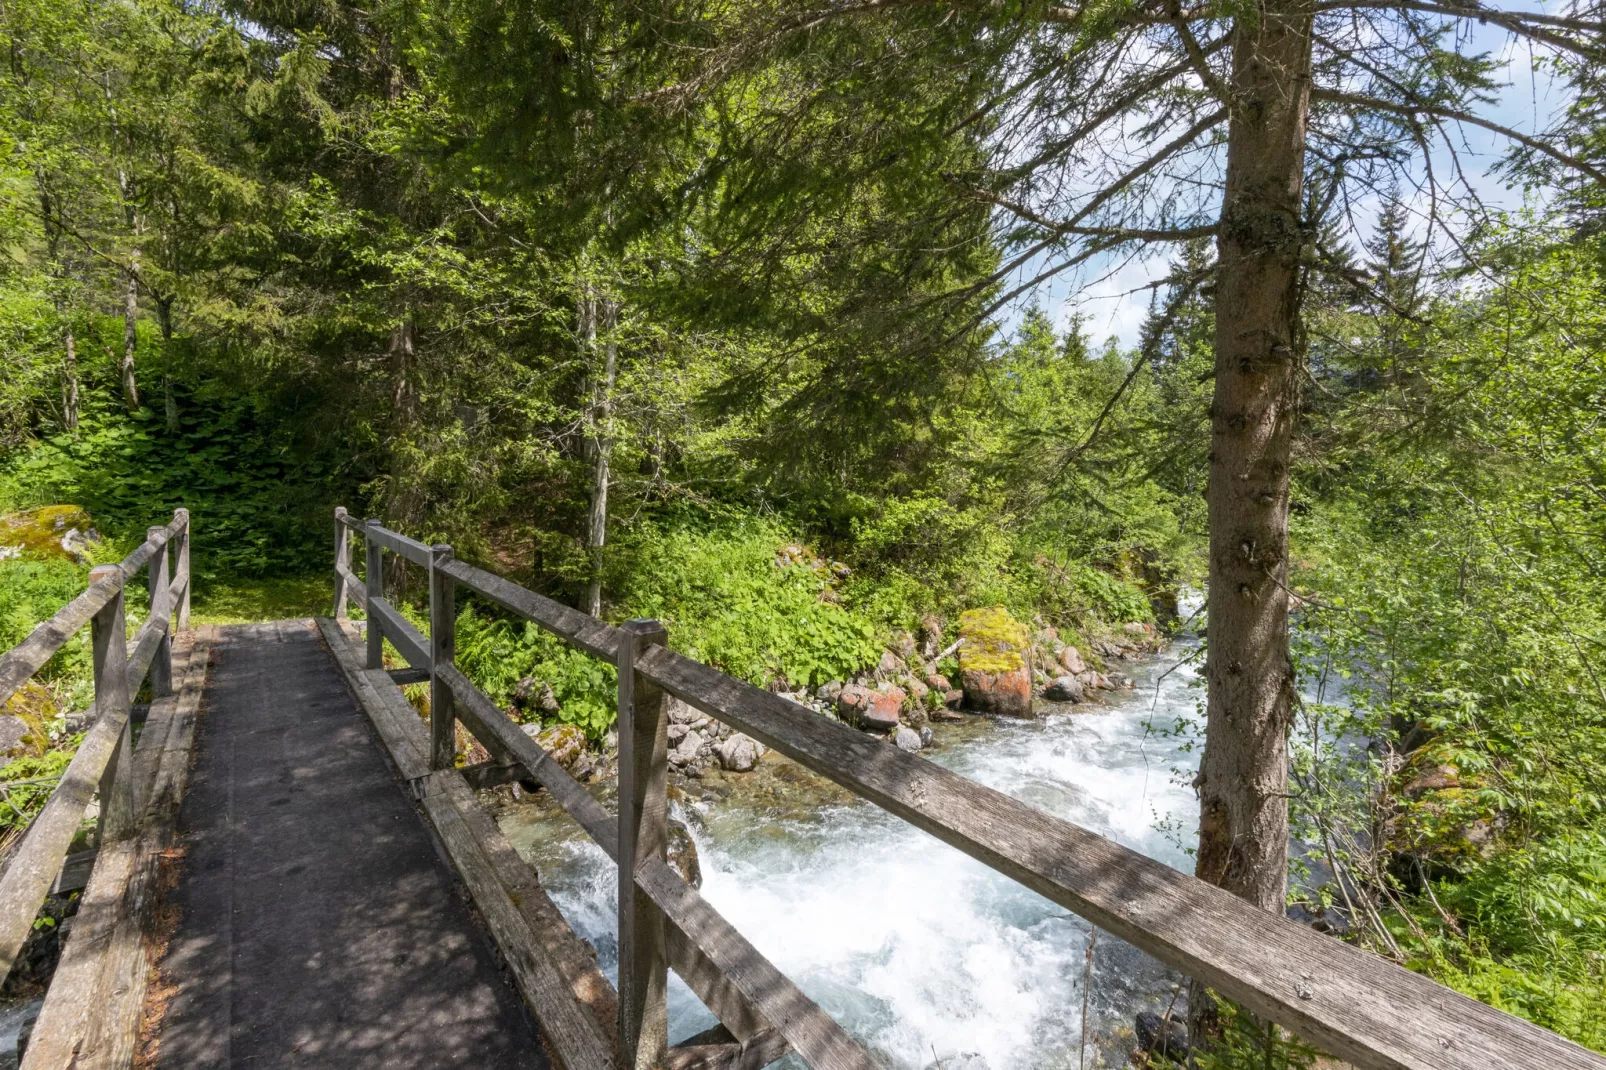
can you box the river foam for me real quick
[499,630,1205,1069]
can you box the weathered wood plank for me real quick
[49,849,97,897]
[664,1034,788,1070]
[635,644,1606,1070]
[635,857,874,1070]
[617,621,670,1069]
[438,558,622,662]
[365,522,432,567]
[367,595,430,670]
[439,664,782,1051]
[665,1025,789,1070]
[333,506,353,620]
[365,522,384,670]
[429,544,457,771]
[90,568,136,845]
[144,525,172,698]
[416,774,619,1070]
[123,614,170,696]
[458,760,526,792]
[0,575,121,710]
[316,618,619,1070]
[335,563,368,612]
[114,512,185,580]
[21,629,212,1070]
[385,666,430,686]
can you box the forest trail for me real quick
[144,621,545,1069]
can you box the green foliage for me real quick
[5,398,353,578]
[607,520,882,689]
[453,606,618,740]
[0,745,79,834]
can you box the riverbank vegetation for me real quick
[3,0,1605,1060]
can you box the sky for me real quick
[1003,15,1572,351]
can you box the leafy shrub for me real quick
[607,519,882,689]
[453,607,618,740]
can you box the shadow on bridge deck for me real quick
[144,620,547,1069]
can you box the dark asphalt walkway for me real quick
[150,620,546,1069]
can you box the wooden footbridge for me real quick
[1,507,1601,1070]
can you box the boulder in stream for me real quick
[838,684,902,731]
[1135,1011,1189,1060]
[1057,645,1086,675]
[957,607,1033,718]
[893,726,922,753]
[1042,675,1084,703]
[670,729,704,766]
[667,818,702,888]
[715,733,764,772]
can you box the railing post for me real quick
[365,519,384,670]
[174,507,190,630]
[146,525,172,698]
[429,544,456,770]
[333,507,352,621]
[89,565,135,843]
[617,618,670,1070]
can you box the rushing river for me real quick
[498,624,1207,1070]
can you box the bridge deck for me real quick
[144,621,546,1069]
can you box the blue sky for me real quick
[1000,15,1571,350]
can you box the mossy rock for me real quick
[957,607,1030,674]
[2,681,58,758]
[0,506,99,564]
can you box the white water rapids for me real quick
[498,625,1206,1070]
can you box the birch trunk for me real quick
[583,294,619,619]
[62,325,79,432]
[158,297,177,432]
[1192,0,1314,1039]
[121,252,140,410]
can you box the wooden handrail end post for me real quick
[364,520,384,669]
[617,618,670,1070]
[428,543,457,770]
[174,507,191,630]
[146,525,173,698]
[88,565,135,843]
[333,506,351,621]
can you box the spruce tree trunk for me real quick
[1192,0,1314,1038]
[159,298,178,432]
[121,254,140,410]
[583,295,618,619]
[62,324,79,432]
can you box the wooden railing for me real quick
[0,509,191,983]
[336,508,1606,1070]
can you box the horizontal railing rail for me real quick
[0,508,192,985]
[338,507,1606,1070]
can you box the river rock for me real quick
[893,726,922,753]
[668,697,698,725]
[817,680,844,704]
[1108,671,1135,689]
[943,688,963,707]
[1124,621,1151,636]
[668,818,702,888]
[716,733,764,772]
[877,650,906,677]
[668,722,690,746]
[1057,646,1086,675]
[957,607,1034,717]
[925,673,951,693]
[512,677,560,714]
[838,684,902,731]
[670,729,704,766]
[1042,675,1084,703]
[889,631,918,662]
[1135,1011,1189,1059]
[918,614,945,657]
[527,723,587,773]
[919,726,933,747]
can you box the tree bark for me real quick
[62,324,79,432]
[121,252,140,410]
[1192,0,1313,1039]
[158,297,178,432]
[582,291,619,619]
